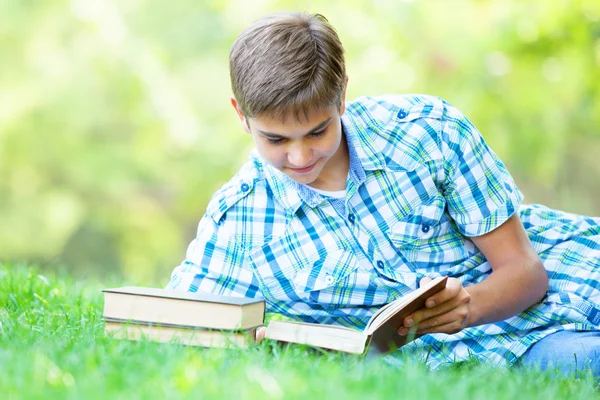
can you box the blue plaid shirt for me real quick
[168,95,600,368]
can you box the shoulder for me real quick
[204,156,288,244]
[346,95,459,169]
[205,156,265,224]
[345,94,448,126]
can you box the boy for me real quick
[167,12,600,374]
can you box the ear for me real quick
[230,97,251,134]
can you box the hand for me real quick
[256,326,268,343]
[398,277,471,336]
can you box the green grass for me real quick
[1,264,598,400]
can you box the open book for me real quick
[265,276,448,355]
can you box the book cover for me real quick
[102,287,265,330]
[104,318,257,348]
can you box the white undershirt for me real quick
[306,185,347,199]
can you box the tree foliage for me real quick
[1,0,599,283]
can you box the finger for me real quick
[415,319,468,335]
[256,326,267,343]
[397,326,417,336]
[414,305,469,331]
[423,277,461,309]
[419,277,433,288]
[404,288,470,327]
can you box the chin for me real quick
[281,169,317,185]
[287,174,317,185]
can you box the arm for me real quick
[399,99,547,335]
[167,215,263,299]
[400,214,548,335]
[169,215,267,341]
[463,213,547,326]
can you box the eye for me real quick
[266,137,285,145]
[309,129,326,138]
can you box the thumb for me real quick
[419,277,433,288]
[256,326,267,343]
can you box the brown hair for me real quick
[229,12,346,121]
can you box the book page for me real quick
[363,300,398,331]
[267,320,359,336]
[363,297,409,333]
[266,320,366,354]
[365,276,447,335]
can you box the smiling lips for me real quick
[289,161,317,174]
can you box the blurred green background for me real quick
[1,0,599,285]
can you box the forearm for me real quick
[466,256,549,327]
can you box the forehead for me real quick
[252,106,335,133]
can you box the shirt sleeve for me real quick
[166,214,264,299]
[439,101,524,237]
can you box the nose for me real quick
[287,142,312,167]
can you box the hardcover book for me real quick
[102,286,265,330]
[104,318,257,348]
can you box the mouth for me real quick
[289,161,317,174]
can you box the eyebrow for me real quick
[256,117,333,139]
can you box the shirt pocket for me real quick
[387,196,445,245]
[386,195,468,269]
[247,239,360,307]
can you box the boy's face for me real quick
[231,99,347,188]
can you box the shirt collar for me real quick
[262,162,320,213]
[341,107,387,172]
[256,110,389,214]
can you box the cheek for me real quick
[255,142,286,166]
[319,132,341,156]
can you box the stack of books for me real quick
[102,276,447,355]
[102,286,265,348]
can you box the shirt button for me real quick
[421,224,430,233]
[348,213,355,223]
[376,260,384,268]
[398,109,408,119]
[325,275,335,284]
[240,183,250,192]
